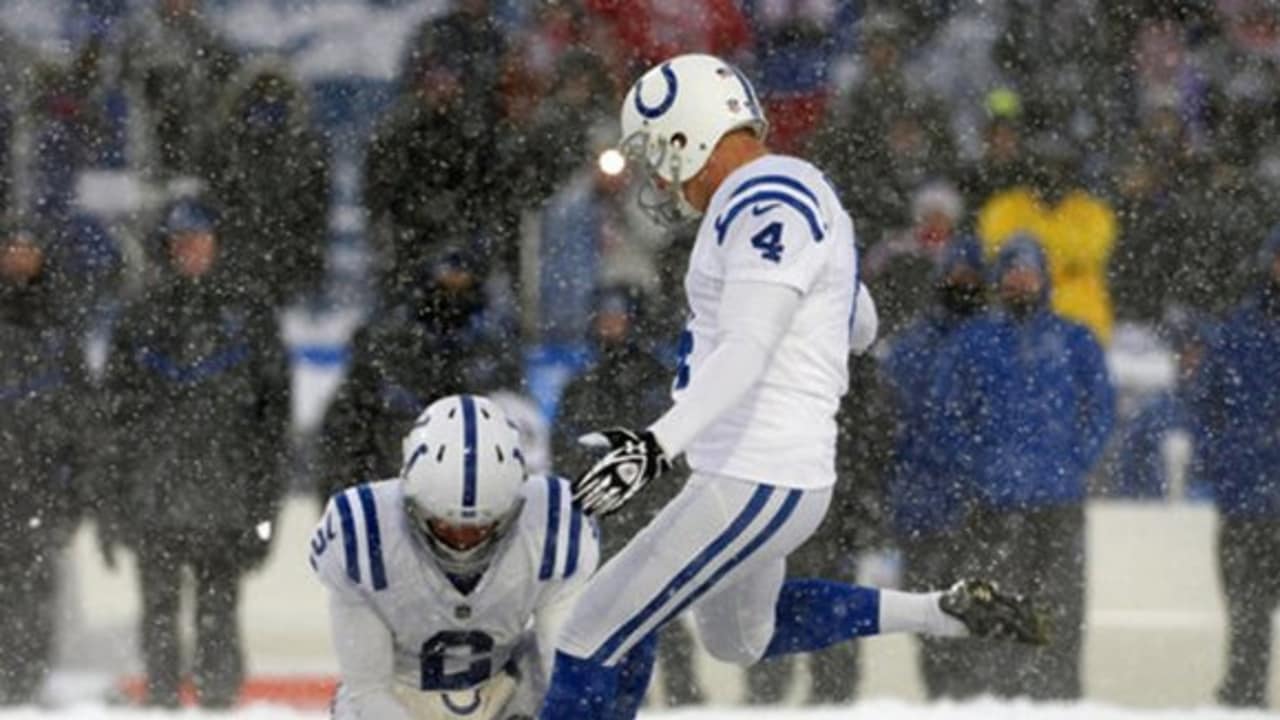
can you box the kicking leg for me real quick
[761,580,966,659]
[762,577,1048,660]
[541,476,824,719]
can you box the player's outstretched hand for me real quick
[573,427,671,517]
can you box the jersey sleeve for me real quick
[527,475,600,671]
[524,475,600,597]
[309,485,392,596]
[711,173,830,292]
[328,592,414,720]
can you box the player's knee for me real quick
[698,619,773,666]
[702,635,768,666]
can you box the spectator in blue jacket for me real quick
[881,234,987,699]
[930,234,1114,699]
[1193,227,1280,708]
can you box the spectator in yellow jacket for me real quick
[976,141,1117,344]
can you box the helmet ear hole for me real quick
[671,132,687,149]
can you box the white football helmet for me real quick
[400,394,527,574]
[619,53,769,226]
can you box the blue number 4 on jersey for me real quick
[751,222,785,263]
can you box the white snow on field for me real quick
[0,701,1277,720]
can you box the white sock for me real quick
[877,589,968,637]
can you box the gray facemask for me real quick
[405,498,523,576]
[620,131,701,228]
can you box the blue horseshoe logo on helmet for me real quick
[634,63,678,119]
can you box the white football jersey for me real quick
[310,475,598,698]
[677,154,858,489]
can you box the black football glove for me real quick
[572,428,671,517]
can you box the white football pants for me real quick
[557,472,831,666]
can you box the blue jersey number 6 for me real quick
[420,630,495,691]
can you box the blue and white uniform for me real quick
[666,154,858,488]
[312,475,597,720]
[557,154,867,667]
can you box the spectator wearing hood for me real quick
[1192,228,1280,708]
[977,138,1117,344]
[929,235,1114,699]
[552,284,704,706]
[207,61,330,311]
[317,247,520,503]
[0,221,90,704]
[881,235,987,699]
[99,198,289,708]
[365,10,508,308]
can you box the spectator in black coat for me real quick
[0,220,90,704]
[365,11,508,307]
[100,198,290,708]
[318,248,519,503]
[207,61,329,311]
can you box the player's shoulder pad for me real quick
[521,474,597,584]
[309,479,398,593]
[712,155,831,245]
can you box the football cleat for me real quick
[940,579,1052,646]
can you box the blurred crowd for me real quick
[2,0,1280,711]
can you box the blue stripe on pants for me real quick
[589,484,775,664]
[613,488,804,663]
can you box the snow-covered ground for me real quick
[0,700,1277,720]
